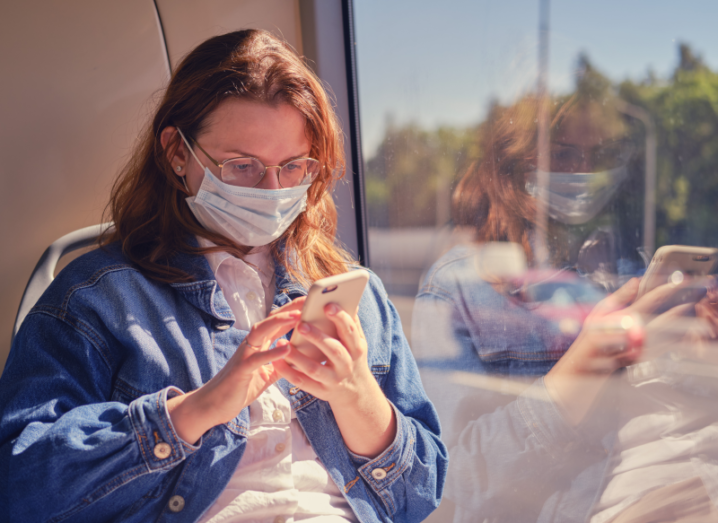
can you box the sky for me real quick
[353,0,718,157]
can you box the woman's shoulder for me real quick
[417,243,490,298]
[52,242,138,288]
[33,242,157,312]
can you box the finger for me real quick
[269,296,306,317]
[632,280,707,316]
[293,322,351,374]
[243,342,291,371]
[247,310,302,346]
[278,346,335,390]
[695,302,718,339]
[283,343,337,383]
[324,303,364,359]
[272,359,322,394]
[591,278,640,316]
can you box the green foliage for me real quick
[619,45,718,246]
[365,122,480,227]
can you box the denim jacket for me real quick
[413,244,575,377]
[0,242,447,523]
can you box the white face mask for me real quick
[177,129,310,246]
[525,165,628,225]
[186,169,309,246]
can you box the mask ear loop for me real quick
[175,128,205,196]
[176,127,206,170]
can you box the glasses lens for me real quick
[221,158,264,187]
[279,159,321,187]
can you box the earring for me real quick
[175,165,183,172]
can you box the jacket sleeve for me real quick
[411,284,613,522]
[0,310,199,523]
[349,275,449,523]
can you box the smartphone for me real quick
[637,245,718,297]
[290,270,370,362]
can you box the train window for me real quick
[354,1,718,521]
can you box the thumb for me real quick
[593,278,640,316]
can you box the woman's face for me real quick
[164,98,312,195]
[550,104,629,173]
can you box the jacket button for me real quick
[272,409,283,422]
[168,494,185,513]
[371,468,387,480]
[216,323,230,330]
[154,442,172,460]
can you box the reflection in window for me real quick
[356,1,718,520]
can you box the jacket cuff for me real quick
[515,377,582,457]
[348,401,414,494]
[128,386,201,472]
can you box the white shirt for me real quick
[590,359,718,523]
[197,241,357,523]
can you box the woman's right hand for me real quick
[167,298,304,444]
[545,277,707,425]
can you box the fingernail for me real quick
[298,322,310,333]
[327,304,338,315]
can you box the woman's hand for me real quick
[545,277,708,425]
[273,303,397,458]
[167,298,305,445]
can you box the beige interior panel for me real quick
[0,1,171,370]
[156,0,302,68]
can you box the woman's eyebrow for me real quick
[223,149,312,164]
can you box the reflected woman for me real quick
[412,74,715,521]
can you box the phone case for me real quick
[290,270,370,362]
[637,245,718,297]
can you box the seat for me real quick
[12,223,114,343]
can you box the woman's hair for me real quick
[103,29,352,286]
[451,95,589,264]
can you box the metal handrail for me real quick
[12,223,115,343]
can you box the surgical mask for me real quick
[177,128,309,246]
[525,165,628,225]
[186,169,309,246]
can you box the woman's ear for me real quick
[160,126,188,175]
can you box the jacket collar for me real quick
[167,238,309,322]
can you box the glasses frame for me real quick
[187,136,319,189]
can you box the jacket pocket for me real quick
[371,364,390,387]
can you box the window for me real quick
[354,1,718,520]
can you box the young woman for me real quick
[411,82,717,522]
[0,30,446,523]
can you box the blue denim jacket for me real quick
[0,242,447,523]
[413,244,575,377]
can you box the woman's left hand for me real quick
[273,303,396,458]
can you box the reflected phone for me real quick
[289,270,370,362]
[637,245,718,298]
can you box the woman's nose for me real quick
[256,166,282,190]
[578,155,593,173]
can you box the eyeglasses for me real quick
[178,129,321,188]
[550,139,634,173]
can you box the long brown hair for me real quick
[452,95,577,264]
[103,29,352,286]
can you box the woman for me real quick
[0,30,446,523]
[412,84,717,521]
